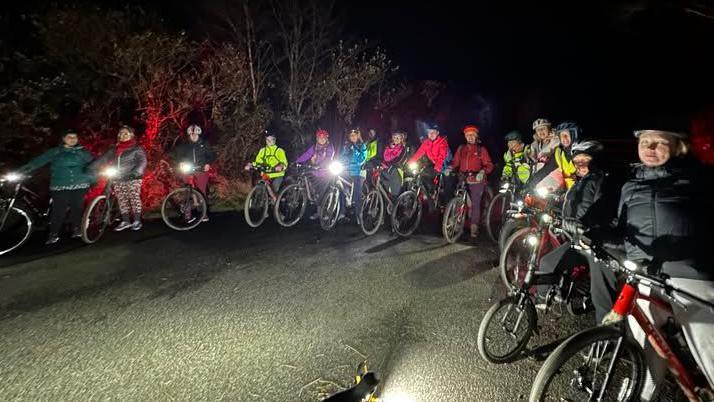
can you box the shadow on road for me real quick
[404,249,494,289]
[364,237,409,254]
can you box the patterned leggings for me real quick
[114,179,143,222]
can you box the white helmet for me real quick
[532,118,551,130]
[187,125,202,135]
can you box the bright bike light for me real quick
[408,162,419,174]
[516,200,524,208]
[328,161,344,175]
[499,182,510,193]
[536,187,549,198]
[102,167,118,178]
[4,172,21,182]
[540,213,552,224]
[179,162,194,174]
[623,260,638,272]
[527,234,539,247]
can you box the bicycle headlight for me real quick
[526,234,539,247]
[4,172,22,182]
[499,182,510,193]
[536,187,549,198]
[408,162,419,174]
[179,162,194,174]
[328,161,344,176]
[623,260,638,272]
[540,213,552,224]
[102,167,118,178]
[516,200,524,208]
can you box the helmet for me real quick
[633,114,689,139]
[634,129,688,139]
[463,125,480,134]
[315,129,329,138]
[187,125,202,135]
[554,122,581,143]
[426,122,440,131]
[532,118,551,130]
[349,128,361,135]
[392,129,407,138]
[571,140,603,157]
[264,130,276,139]
[504,130,523,142]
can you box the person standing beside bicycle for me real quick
[338,128,367,221]
[173,124,215,222]
[90,126,147,232]
[443,125,494,238]
[381,130,410,196]
[245,131,288,193]
[407,122,450,209]
[18,129,94,244]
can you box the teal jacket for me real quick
[21,145,94,190]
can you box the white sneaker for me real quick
[132,221,143,231]
[114,221,132,231]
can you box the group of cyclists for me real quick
[2,113,714,400]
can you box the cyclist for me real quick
[295,128,335,219]
[18,129,94,244]
[500,130,531,187]
[91,126,147,231]
[173,124,215,221]
[407,122,449,207]
[528,118,559,172]
[588,125,713,400]
[338,128,367,221]
[363,128,383,186]
[245,131,288,192]
[551,121,580,189]
[444,124,494,238]
[381,129,410,196]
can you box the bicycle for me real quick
[359,164,401,236]
[81,167,122,244]
[0,173,51,255]
[161,162,208,231]
[243,163,280,228]
[529,243,714,401]
[441,172,494,244]
[390,162,444,237]
[273,163,322,227]
[477,222,592,364]
[485,173,523,244]
[318,161,357,231]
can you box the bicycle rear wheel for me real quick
[161,187,207,231]
[0,207,33,255]
[82,195,110,244]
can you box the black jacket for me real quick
[615,158,708,265]
[91,144,147,182]
[563,168,605,224]
[173,139,216,167]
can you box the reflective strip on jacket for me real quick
[554,146,576,189]
[254,145,288,178]
[502,147,531,184]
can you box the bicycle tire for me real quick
[274,183,307,228]
[391,190,422,237]
[244,184,270,228]
[82,195,109,244]
[0,207,33,255]
[359,189,384,236]
[477,295,537,364]
[161,187,207,231]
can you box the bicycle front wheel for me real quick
[477,295,537,364]
[244,183,270,227]
[82,195,110,244]
[529,325,644,402]
[485,192,510,243]
[391,190,422,237]
[161,187,207,231]
[359,189,384,236]
[0,207,33,255]
[442,196,467,243]
[274,184,307,227]
[318,187,341,231]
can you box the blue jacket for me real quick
[340,142,367,176]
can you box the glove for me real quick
[443,167,452,176]
[475,169,485,182]
[562,217,581,234]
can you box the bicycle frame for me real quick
[333,175,355,207]
[0,181,47,230]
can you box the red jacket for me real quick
[408,136,449,172]
[451,143,494,175]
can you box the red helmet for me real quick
[463,125,480,134]
[315,129,329,138]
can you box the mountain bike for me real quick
[161,162,208,231]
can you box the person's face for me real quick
[118,129,133,142]
[638,132,675,167]
[573,154,592,177]
[558,130,572,147]
[189,133,200,143]
[265,136,276,146]
[316,135,328,145]
[349,132,360,143]
[535,126,549,141]
[392,134,403,145]
[368,129,376,140]
[63,134,79,147]
[427,130,439,141]
[508,140,524,153]
[464,131,478,144]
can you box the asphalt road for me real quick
[0,213,590,401]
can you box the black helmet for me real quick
[264,130,276,139]
[554,122,581,144]
[504,130,523,142]
[426,121,440,131]
[571,140,603,158]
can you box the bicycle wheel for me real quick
[477,295,537,364]
[359,189,384,236]
[442,197,466,243]
[274,184,307,227]
[498,217,527,252]
[161,187,207,231]
[319,187,340,231]
[485,192,511,243]
[500,227,536,289]
[391,190,422,237]
[0,207,33,255]
[529,325,644,402]
[244,183,270,228]
[82,195,110,244]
